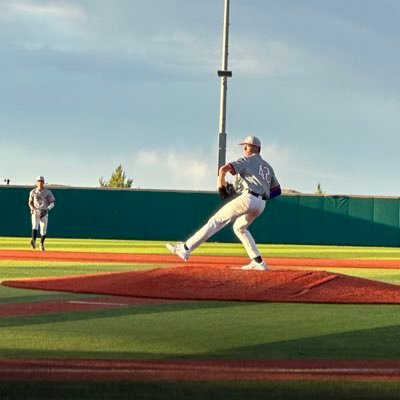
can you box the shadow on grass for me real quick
[203,324,400,360]
[1,307,400,360]
[1,380,400,400]
[0,300,241,328]
[2,300,400,360]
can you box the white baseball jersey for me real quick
[229,153,280,198]
[29,188,55,212]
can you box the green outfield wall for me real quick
[2,186,399,246]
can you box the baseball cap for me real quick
[239,135,261,147]
[36,176,45,182]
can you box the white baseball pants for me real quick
[186,192,266,259]
[31,213,48,236]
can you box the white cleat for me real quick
[39,244,45,251]
[166,242,190,261]
[241,259,268,271]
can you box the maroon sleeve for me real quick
[227,163,236,175]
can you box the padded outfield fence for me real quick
[2,186,399,246]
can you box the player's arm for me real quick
[47,192,55,211]
[218,163,235,188]
[269,184,281,199]
[268,171,281,199]
[28,194,35,213]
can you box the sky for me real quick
[1,0,399,196]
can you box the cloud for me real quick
[0,1,218,80]
[149,31,219,74]
[262,141,338,193]
[134,149,213,190]
[0,1,88,55]
[231,38,308,77]
[6,1,87,21]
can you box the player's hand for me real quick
[218,183,236,200]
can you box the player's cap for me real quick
[239,136,261,147]
[36,176,45,182]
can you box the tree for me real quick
[99,165,133,188]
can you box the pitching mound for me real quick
[4,266,400,304]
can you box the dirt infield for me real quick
[3,251,400,304]
[2,249,400,382]
[1,358,400,382]
[1,248,400,269]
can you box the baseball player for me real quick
[28,176,55,251]
[166,135,281,270]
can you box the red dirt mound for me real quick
[4,266,400,304]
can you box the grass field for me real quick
[2,236,400,259]
[1,237,400,399]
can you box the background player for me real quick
[28,176,55,251]
[166,135,281,270]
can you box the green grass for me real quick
[2,236,400,259]
[0,260,154,281]
[1,301,400,360]
[1,380,400,400]
[1,238,400,399]
[326,267,400,285]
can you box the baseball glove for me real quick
[39,209,48,218]
[218,183,236,200]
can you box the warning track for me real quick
[1,359,400,381]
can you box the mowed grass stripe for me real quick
[1,237,400,259]
[1,302,400,360]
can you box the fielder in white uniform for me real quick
[166,136,281,270]
[28,176,55,251]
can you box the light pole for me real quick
[217,0,232,183]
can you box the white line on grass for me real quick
[68,300,129,306]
